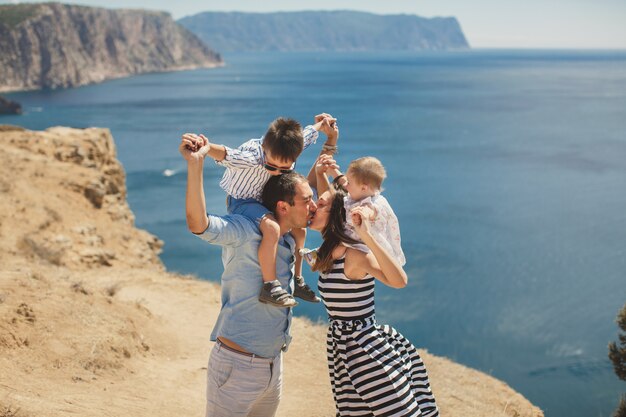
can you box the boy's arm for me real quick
[183,133,226,162]
[214,137,263,169]
[183,133,262,169]
[302,125,320,150]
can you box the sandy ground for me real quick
[0,126,543,417]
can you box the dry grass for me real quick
[105,282,121,297]
[0,404,24,417]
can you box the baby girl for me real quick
[341,156,405,265]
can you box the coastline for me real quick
[0,126,543,417]
[0,63,225,94]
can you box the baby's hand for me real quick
[350,206,374,237]
[315,154,339,175]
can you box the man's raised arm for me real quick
[180,134,210,233]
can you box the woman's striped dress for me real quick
[318,257,439,417]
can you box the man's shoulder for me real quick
[210,213,259,230]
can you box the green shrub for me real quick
[609,303,626,380]
[0,4,42,29]
[614,394,626,417]
[609,303,626,417]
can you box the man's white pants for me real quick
[205,342,283,417]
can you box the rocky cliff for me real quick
[0,125,163,270]
[0,3,222,92]
[179,10,469,52]
[0,96,22,115]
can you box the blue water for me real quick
[4,50,626,417]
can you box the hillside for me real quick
[0,125,541,417]
[178,10,469,52]
[0,3,222,92]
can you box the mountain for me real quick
[178,10,469,52]
[0,3,222,92]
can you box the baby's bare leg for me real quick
[290,227,321,303]
[291,227,306,278]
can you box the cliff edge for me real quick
[0,126,542,417]
[0,3,222,92]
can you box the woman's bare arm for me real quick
[345,207,408,288]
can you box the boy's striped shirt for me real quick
[216,125,318,201]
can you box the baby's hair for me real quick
[347,156,386,191]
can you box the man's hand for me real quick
[180,133,211,163]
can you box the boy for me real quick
[182,114,336,307]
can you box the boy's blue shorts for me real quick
[226,196,271,225]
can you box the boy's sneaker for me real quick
[293,276,321,303]
[259,280,298,308]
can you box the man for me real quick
[179,134,318,417]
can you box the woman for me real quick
[308,180,439,417]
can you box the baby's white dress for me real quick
[344,193,406,266]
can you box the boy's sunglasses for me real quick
[263,153,296,174]
[263,163,294,174]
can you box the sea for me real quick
[3,50,626,417]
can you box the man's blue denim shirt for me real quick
[195,213,295,358]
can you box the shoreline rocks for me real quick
[0,96,22,115]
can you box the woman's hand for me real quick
[348,205,407,288]
[180,133,210,163]
[324,117,339,142]
[350,206,376,239]
[315,113,338,142]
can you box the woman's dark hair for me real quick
[312,183,360,274]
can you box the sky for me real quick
[2,0,626,49]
